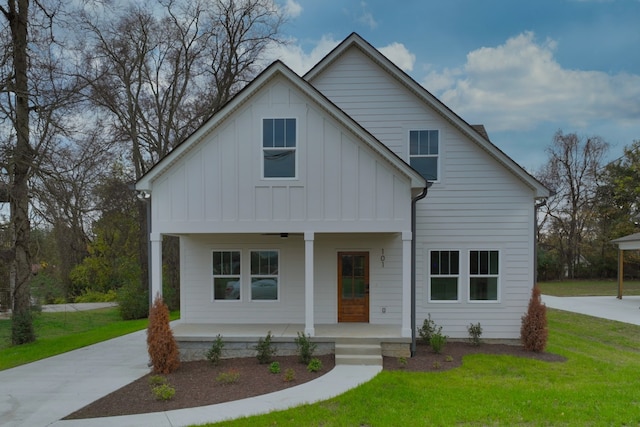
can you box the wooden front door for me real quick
[338,252,369,322]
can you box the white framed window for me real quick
[263,118,296,179]
[409,129,439,181]
[250,250,279,300]
[429,250,460,302]
[469,250,499,302]
[212,250,241,301]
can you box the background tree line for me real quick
[536,131,640,281]
[1,0,285,344]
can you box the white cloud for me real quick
[357,1,377,30]
[379,42,415,72]
[264,35,340,75]
[422,32,640,132]
[283,0,302,18]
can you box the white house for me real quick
[136,33,549,360]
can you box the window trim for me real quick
[428,249,460,303]
[408,128,440,182]
[467,249,500,303]
[250,249,280,302]
[262,118,298,180]
[211,250,242,302]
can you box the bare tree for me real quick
[78,0,285,178]
[76,0,285,292]
[537,131,609,279]
[31,128,117,295]
[1,0,87,343]
[0,0,37,344]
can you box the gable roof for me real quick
[611,232,640,250]
[136,59,426,192]
[305,33,550,198]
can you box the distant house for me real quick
[136,33,550,360]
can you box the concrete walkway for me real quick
[0,323,380,427]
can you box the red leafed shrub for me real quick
[147,294,180,374]
[520,285,548,352]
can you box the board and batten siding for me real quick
[179,233,404,325]
[149,76,413,235]
[310,46,537,339]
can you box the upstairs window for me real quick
[409,130,439,181]
[263,118,296,178]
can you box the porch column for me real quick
[150,232,163,301]
[401,231,412,338]
[304,231,315,336]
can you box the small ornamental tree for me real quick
[520,285,548,352]
[147,294,180,374]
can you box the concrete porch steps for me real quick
[335,338,382,366]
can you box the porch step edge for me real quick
[335,343,381,356]
[335,354,383,366]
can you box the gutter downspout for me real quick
[411,182,431,357]
[534,199,547,288]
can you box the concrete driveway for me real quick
[541,295,640,326]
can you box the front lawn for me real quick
[202,308,640,426]
[0,307,177,371]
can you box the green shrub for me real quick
[283,368,295,382]
[294,331,317,364]
[74,289,118,303]
[11,310,36,345]
[307,358,323,372]
[430,329,447,354]
[118,281,148,320]
[255,331,277,364]
[397,357,408,368]
[206,334,225,366]
[269,361,281,374]
[216,369,240,384]
[148,375,167,386]
[151,383,175,401]
[467,322,483,346]
[418,314,437,345]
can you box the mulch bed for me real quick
[65,342,565,420]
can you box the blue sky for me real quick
[267,0,640,172]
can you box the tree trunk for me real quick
[10,0,35,344]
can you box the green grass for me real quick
[199,310,640,426]
[538,279,640,296]
[0,308,178,371]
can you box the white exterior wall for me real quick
[310,47,537,339]
[179,233,404,325]
[149,76,413,235]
